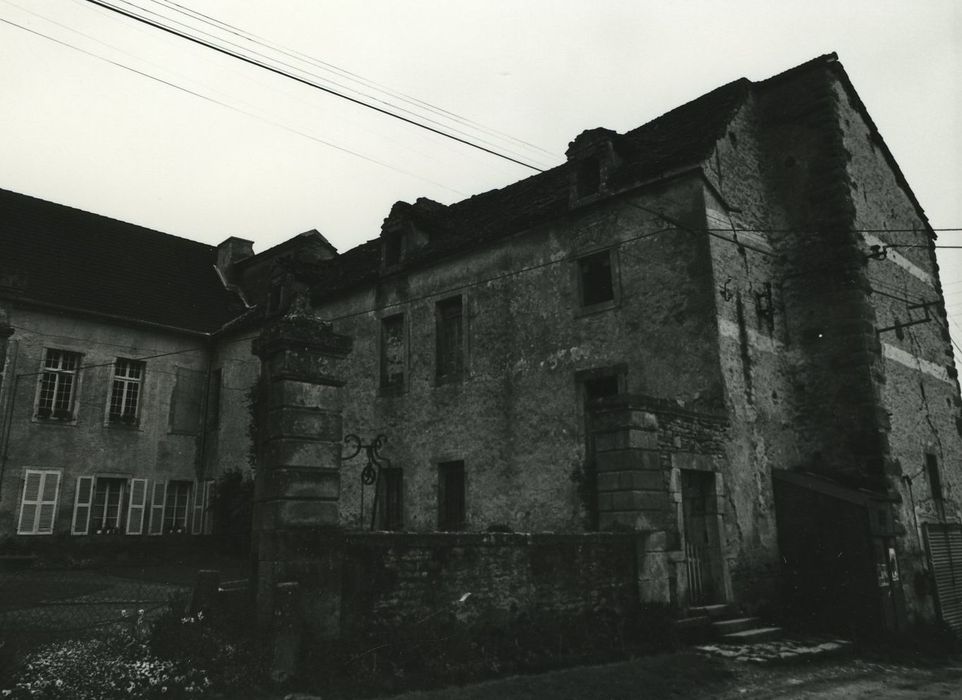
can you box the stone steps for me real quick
[711,616,761,635]
[720,625,783,643]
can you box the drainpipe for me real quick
[0,345,20,502]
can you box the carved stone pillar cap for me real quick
[252,314,353,360]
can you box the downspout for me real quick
[0,344,21,501]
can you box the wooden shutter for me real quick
[926,524,962,632]
[203,480,213,534]
[126,478,149,535]
[191,480,204,534]
[148,480,167,535]
[35,471,61,534]
[17,470,43,534]
[71,476,94,535]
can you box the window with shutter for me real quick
[380,314,405,393]
[17,469,61,534]
[164,481,192,533]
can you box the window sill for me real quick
[575,298,619,318]
[106,419,142,431]
[33,415,78,426]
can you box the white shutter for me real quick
[71,476,94,535]
[191,480,204,535]
[203,480,213,535]
[148,480,167,535]
[17,470,43,534]
[126,478,149,535]
[35,471,61,534]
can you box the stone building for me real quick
[1,53,960,636]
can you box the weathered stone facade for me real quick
[3,54,961,638]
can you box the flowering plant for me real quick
[1,611,209,699]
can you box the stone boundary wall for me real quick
[259,529,640,642]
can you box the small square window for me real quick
[577,250,616,308]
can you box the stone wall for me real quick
[315,178,723,533]
[257,528,639,643]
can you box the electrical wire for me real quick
[148,0,559,162]
[81,0,545,172]
[101,0,554,170]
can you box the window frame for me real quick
[107,358,145,427]
[34,348,83,423]
[17,469,62,535]
[163,480,193,534]
[379,313,407,395]
[435,295,466,385]
[573,247,620,316]
[437,460,466,531]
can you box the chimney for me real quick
[215,237,254,282]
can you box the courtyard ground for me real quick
[372,650,962,700]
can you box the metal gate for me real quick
[924,523,962,632]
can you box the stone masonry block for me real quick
[270,380,342,411]
[259,499,339,529]
[267,408,342,441]
[262,467,340,501]
[597,470,664,492]
[671,452,715,472]
[268,351,345,386]
[594,428,659,452]
[594,449,661,472]
[264,439,341,470]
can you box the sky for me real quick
[0,1,960,324]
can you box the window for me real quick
[577,250,616,308]
[163,480,192,534]
[926,453,944,502]
[17,469,61,535]
[380,314,406,393]
[169,367,205,434]
[583,374,620,402]
[108,358,144,425]
[379,468,403,531]
[383,232,403,267]
[576,157,601,197]
[436,296,464,383]
[72,476,148,535]
[207,369,222,429]
[36,349,81,420]
[438,460,466,531]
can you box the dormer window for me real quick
[565,128,622,207]
[383,231,403,268]
[576,157,602,197]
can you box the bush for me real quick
[149,601,267,691]
[2,612,209,699]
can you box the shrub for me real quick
[149,602,267,691]
[2,612,209,699]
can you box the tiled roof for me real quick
[0,188,238,333]
[310,68,765,302]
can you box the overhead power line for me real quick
[83,0,546,173]
[104,0,554,170]
[148,0,559,162]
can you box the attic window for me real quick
[383,232,403,267]
[576,157,602,197]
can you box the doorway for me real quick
[682,470,721,606]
